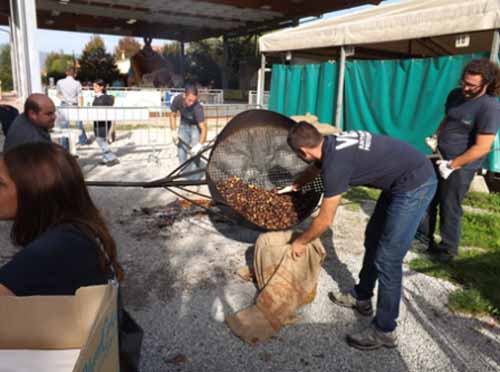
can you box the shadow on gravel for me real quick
[404,287,500,371]
[320,228,357,292]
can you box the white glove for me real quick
[171,131,179,145]
[276,184,299,194]
[190,142,206,155]
[436,160,455,180]
[425,135,438,153]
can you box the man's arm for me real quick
[0,283,14,296]
[291,194,342,260]
[169,111,177,132]
[450,133,497,169]
[199,121,207,144]
[56,81,63,99]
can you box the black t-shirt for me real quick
[439,88,500,170]
[321,131,433,197]
[92,94,115,138]
[0,226,108,296]
[170,94,204,126]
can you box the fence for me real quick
[47,87,224,108]
[248,90,269,107]
[56,103,258,163]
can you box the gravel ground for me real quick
[0,130,499,372]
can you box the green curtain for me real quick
[344,53,488,153]
[269,52,500,171]
[268,62,338,124]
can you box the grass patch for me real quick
[448,289,499,317]
[344,186,380,203]
[460,212,500,250]
[463,191,500,214]
[410,249,500,319]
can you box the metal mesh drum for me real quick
[206,109,322,230]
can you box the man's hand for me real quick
[276,184,299,194]
[437,160,455,179]
[171,131,179,145]
[291,241,307,260]
[425,135,438,153]
[190,142,206,155]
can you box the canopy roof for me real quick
[259,0,500,58]
[0,0,381,42]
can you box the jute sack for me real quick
[226,230,326,345]
[291,113,340,136]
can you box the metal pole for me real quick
[489,29,500,62]
[180,41,185,82]
[10,0,42,99]
[7,18,19,94]
[222,35,229,90]
[257,53,266,108]
[334,46,346,129]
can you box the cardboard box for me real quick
[0,284,119,372]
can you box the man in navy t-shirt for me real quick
[417,59,500,261]
[286,122,436,350]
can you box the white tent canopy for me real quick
[259,0,500,54]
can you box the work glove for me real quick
[425,135,438,153]
[276,184,299,194]
[190,142,207,155]
[171,130,179,145]
[436,160,455,180]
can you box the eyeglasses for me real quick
[459,80,482,89]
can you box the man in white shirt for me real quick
[56,68,88,146]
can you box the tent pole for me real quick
[8,16,19,95]
[489,30,500,62]
[257,53,266,108]
[334,46,346,129]
[9,0,42,99]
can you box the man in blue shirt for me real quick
[286,123,436,350]
[417,59,500,262]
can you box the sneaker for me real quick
[425,245,456,263]
[346,324,398,351]
[328,289,373,316]
[105,158,120,167]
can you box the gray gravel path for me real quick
[1,130,499,372]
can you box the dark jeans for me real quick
[417,166,476,256]
[354,175,437,333]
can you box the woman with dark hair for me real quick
[93,79,119,166]
[0,142,124,296]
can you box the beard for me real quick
[462,86,484,99]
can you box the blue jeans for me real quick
[354,174,437,332]
[178,123,202,181]
[60,102,88,146]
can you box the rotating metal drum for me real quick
[86,109,323,231]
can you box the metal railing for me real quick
[55,103,259,163]
[248,90,269,107]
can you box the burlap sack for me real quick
[291,113,340,136]
[226,231,326,345]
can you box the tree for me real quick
[114,37,141,60]
[0,44,13,91]
[170,36,259,89]
[162,42,184,75]
[78,35,119,84]
[185,39,222,87]
[45,51,74,82]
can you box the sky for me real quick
[0,0,399,54]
